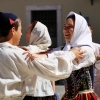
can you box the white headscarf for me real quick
[29,21,51,50]
[63,11,93,51]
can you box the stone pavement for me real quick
[55,85,65,99]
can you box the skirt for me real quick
[61,92,99,100]
[23,95,55,100]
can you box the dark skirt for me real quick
[23,95,55,100]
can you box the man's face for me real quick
[13,22,22,45]
[63,18,75,42]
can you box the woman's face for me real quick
[25,24,33,44]
[63,18,75,42]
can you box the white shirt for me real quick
[0,42,77,100]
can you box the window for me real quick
[31,10,57,47]
[26,5,62,47]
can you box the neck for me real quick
[8,39,14,45]
[0,37,13,45]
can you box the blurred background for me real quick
[0,0,99,47]
[0,0,100,97]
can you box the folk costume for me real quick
[61,12,97,100]
[50,11,97,100]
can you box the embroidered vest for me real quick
[61,45,94,99]
[63,66,93,99]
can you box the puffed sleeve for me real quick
[72,46,96,70]
[27,51,76,81]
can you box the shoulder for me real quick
[81,46,94,54]
[80,46,95,59]
[0,46,26,60]
[80,46,96,63]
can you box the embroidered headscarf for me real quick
[63,11,93,51]
[29,21,51,50]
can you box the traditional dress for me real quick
[50,11,97,100]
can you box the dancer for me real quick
[23,21,55,100]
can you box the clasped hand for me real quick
[22,51,47,61]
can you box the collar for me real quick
[0,42,14,48]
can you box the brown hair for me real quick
[66,15,75,22]
[30,21,38,32]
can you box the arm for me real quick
[51,81,55,92]
[21,48,84,80]
[0,46,77,98]
[0,46,93,99]
[15,50,75,81]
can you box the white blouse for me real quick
[26,45,54,97]
[0,42,78,100]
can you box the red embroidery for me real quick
[9,19,14,25]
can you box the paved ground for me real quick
[55,85,65,99]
